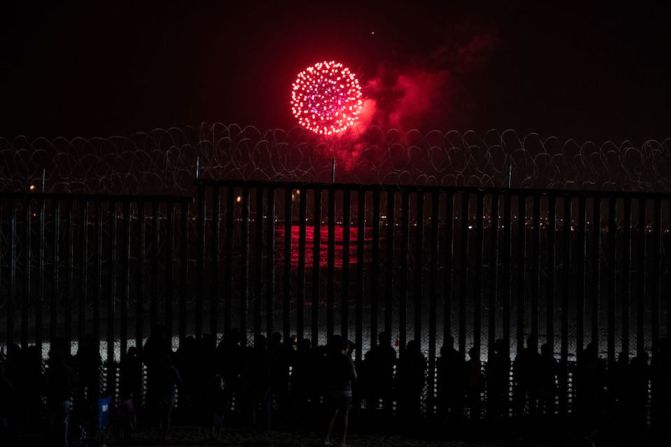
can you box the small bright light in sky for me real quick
[290,60,363,136]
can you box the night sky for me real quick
[1,1,670,142]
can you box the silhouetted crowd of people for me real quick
[1,328,670,446]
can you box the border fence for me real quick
[2,179,669,418]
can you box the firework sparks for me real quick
[290,60,363,135]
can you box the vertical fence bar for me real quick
[576,195,586,356]
[211,186,221,337]
[636,198,646,355]
[622,197,631,357]
[0,202,3,346]
[342,189,351,339]
[37,197,46,352]
[502,192,512,356]
[651,198,661,352]
[179,200,189,344]
[151,201,160,334]
[531,194,541,339]
[668,200,671,340]
[137,203,146,348]
[327,187,336,338]
[459,192,469,356]
[474,192,484,353]
[355,189,365,361]
[371,190,381,347]
[283,188,292,343]
[79,201,88,345]
[121,200,130,358]
[93,200,100,346]
[607,196,616,364]
[516,194,526,354]
[65,200,74,351]
[266,189,276,337]
[444,192,454,344]
[22,200,31,348]
[254,187,263,340]
[166,202,175,338]
[8,201,17,347]
[297,189,307,341]
[224,188,234,335]
[547,195,556,350]
[591,196,601,348]
[107,200,117,396]
[384,190,394,338]
[400,191,410,355]
[196,188,205,339]
[240,187,250,345]
[488,193,500,359]
[428,190,439,415]
[312,188,322,347]
[415,191,425,347]
[560,195,572,415]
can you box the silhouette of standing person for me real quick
[210,372,228,440]
[324,336,357,447]
[216,329,245,420]
[22,345,43,433]
[627,351,649,435]
[607,351,630,447]
[290,338,313,422]
[75,335,101,431]
[575,342,603,431]
[537,343,557,417]
[119,346,142,440]
[4,344,22,432]
[652,338,671,442]
[608,351,628,409]
[46,337,76,447]
[269,332,292,423]
[464,347,483,420]
[0,360,18,445]
[143,325,180,441]
[486,339,510,421]
[396,340,426,429]
[245,334,272,431]
[196,334,217,429]
[436,336,465,421]
[513,335,541,417]
[175,336,198,423]
[367,332,396,419]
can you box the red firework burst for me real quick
[291,61,363,136]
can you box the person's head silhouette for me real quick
[526,335,538,352]
[494,339,506,355]
[378,332,391,347]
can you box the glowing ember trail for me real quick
[291,61,363,135]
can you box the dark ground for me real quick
[119,427,502,447]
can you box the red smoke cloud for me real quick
[358,68,453,130]
[355,30,498,133]
[330,29,499,171]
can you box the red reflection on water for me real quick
[277,224,374,269]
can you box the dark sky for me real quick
[1,1,670,141]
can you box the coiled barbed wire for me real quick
[1,123,670,194]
